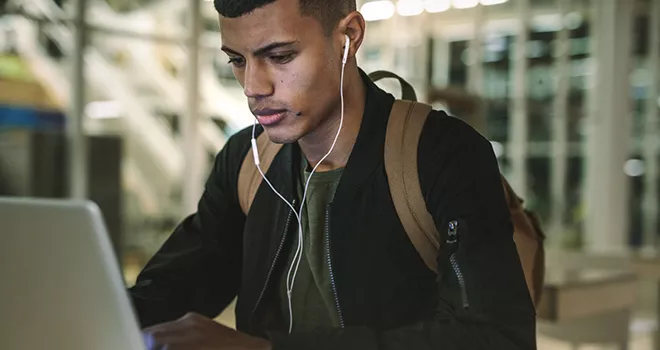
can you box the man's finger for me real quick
[142,315,192,335]
[142,320,199,350]
[143,329,201,350]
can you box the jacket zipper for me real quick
[447,220,469,309]
[249,200,295,329]
[324,205,345,328]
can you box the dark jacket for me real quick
[130,71,537,350]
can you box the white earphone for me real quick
[342,34,350,64]
[251,34,350,334]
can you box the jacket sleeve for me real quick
[268,116,537,350]
[128,132,249,328]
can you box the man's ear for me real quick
[337,11,366,61]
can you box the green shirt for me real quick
[279,158,343,332]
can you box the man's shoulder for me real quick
[415,108,502,201]
[219,124,263,161]
[208,124,260,181]
[421,108,492,152]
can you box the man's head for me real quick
[216,0,365,144]
[215,0,356,35]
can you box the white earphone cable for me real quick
[285,50,347,333]
[251,36,349,334]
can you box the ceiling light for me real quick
[481,0,508,5]
[452,0,479,9]
[425,0,450,13]
[397,0,424,16]
[361,1,396,21]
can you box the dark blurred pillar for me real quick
[550,0,571,237]
[642,0,660,249]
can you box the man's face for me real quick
[219,0,343,144]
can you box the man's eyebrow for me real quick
[221,45,240,56]
[221,41,298,57]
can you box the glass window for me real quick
[482,34,511,142]
[527,156,551,221]
[448,40,468,87]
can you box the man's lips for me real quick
[253,109,288,126]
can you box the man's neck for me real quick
[298,65,366,172]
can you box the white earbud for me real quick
[343,34,350,64]
[251,32,351,334]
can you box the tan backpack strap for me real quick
[384,100,440,273]
[501,175,525,214]
[237,131,283,215]
[368,70,418,101]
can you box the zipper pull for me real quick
[447,220,459,244]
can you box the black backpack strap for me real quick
[368,70,418,102]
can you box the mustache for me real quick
[248,101,291,115]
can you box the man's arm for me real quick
[266,115,537,350]
[129,133,249,328]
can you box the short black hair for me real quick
[214,0,356,35]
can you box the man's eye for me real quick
[269,53,295,64]
[227,57,245,67]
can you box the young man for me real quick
[131,0,537,349]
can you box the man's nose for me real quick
[243,62,274,99]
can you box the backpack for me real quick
[236,70,546,309]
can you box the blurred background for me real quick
[0,0,659,348]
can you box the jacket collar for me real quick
[340,69,395,184]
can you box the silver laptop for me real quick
[0,197,146,350]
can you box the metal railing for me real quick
[10,1,181,211]
[7,0,253,215]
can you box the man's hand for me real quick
[142,312,272,350]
